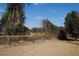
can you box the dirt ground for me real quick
[0,37,79,56]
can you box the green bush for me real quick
[57,29,67,40]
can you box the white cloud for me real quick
[59,17,64,20]
[33,3,39,6]
[53,10,59,13]
[35,16,47,20]
[33,3,45,6]
[0,9,6,13]
[24,23,32,29]
[48,10,59,13]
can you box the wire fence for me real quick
[0,34,56,44]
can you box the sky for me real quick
[0,3,79,29]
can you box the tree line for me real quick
[0,3,79,40]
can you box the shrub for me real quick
[57,29,67,40]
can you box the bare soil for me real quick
[0,37,79,56]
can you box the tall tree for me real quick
[65,11,79,38]
[1,3,25,35]
[42,19,58,35]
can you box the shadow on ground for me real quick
[65,38,79,41]
[59,38,79,46]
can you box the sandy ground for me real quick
[0,37,79,56]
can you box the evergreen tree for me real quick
[65,11,79,38]
[1,3,25,35]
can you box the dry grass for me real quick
[0,37,79,56]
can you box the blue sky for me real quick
[0,3,79,29]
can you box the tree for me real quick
[42,19,58,35]
[42,19,54,33]
[65,11,79,38]
[1,3,25,35]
